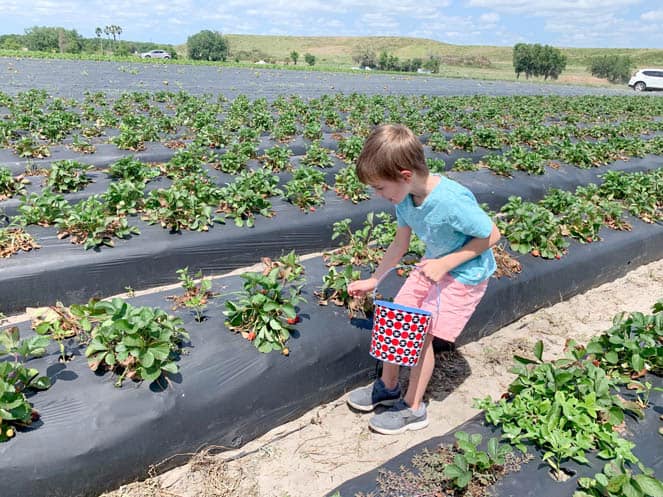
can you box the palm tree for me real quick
[95,27,103,52]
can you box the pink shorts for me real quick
[393,268,488,342]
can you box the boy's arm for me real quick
[419,223,501,282]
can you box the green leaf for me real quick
[622,480,643,497]
[141,350,155,368]
[161,362,178,374]
[534,340,544,361]
[443,464,464,479]
[633,475,663,497]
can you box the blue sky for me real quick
[0,0,661,48]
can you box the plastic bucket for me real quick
[369,266,434,367]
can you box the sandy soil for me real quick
[101,258,663,497]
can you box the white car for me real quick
[628,68,663,91]
[140,49,170,59]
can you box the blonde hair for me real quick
[356,124,428,184]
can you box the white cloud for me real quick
[467,0,640,15]
[641,9,663,21]
[479,12,500,23]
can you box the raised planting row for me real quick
[332,303,663,497]
[0,165,660,314]
[1,91,662,173]
[1,217,661,497]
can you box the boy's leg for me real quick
[347,267,431,412]
[369,275,488,435]
[381,266,433,390]
[403,333,435,410]
[381,362,399,390]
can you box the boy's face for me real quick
[369,173,411,204]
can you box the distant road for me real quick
[0,57,645,99]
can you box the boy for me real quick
[347,124,501,435]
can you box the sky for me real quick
[0,0,662,48]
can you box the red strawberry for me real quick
[309,206,316,212]
[286,316,299,325]
[531,249,540,257]
[555,254,562,260]
[247,331,256,341]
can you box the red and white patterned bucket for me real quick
[369,266,433,367]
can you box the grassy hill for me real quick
[220,34,663,86]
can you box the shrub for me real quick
[588,55,634,84]
[513,43,567,80]
[187,30,229,61]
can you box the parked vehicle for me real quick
[140,49,170,59]
[628,68,663,91]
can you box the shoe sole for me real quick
[346,397,400,412]
[369,417,429,435]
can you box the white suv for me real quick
[628,69,663,91]
[140,49,170,59]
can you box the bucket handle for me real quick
[371,264,441,314]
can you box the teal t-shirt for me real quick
[395,175,496,285]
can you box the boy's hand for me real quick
[347,277,378,297]
[416,259,448,283]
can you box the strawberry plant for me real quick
[303,120,322,141]
[111,115,159,151]
[586,303,663,377]
[168,267,214,322]
[217,169,281,227]
[506,146,546,175]
[540,189,604,243]
[0,222,40,258]
[336,135,364,164]
[102,179,146,216]
[80,298,189,387]
[575,457,663,497]
[317,265,372,318]
[0,326,50,441]
[333,165,369,203]
[427,132,451,153]
[33,302,90,363]
[451,133,475,152]
[443,431,512,489]
[216,147,249,175]
[45,160,94,193]
[0,167,29,200]
[17,189,70,226]
[223,265,306,354]
[164,144,212,179]
[14,136,50,159]
[480,154,514,177]
[55,195,140,249]
[575,184,631,231]
[473,127,504,150]
[475,340,645,481]
[301,141,335,168]
[426,158,447,174]
[260,145,293,172]
[69,134,96,154]
[451,157,479,172]
[497,196,568,259]
[107,156,160,183]
[272,113,298,142]
[282,166,328,211]
[260,250,305,284]
[143,176,223,232]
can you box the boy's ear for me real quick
[400,169,413,182]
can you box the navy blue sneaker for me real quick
[347,379,402,412]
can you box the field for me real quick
[0,57,661,497]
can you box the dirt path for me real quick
[102,258,663,497]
